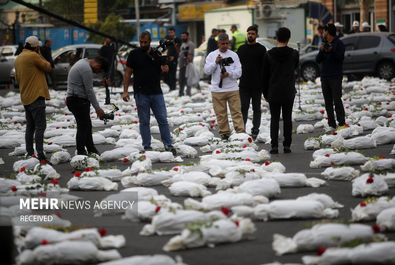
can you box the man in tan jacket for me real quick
[14,36,52,162]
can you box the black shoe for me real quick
[269,148,278,154]
[220,135,229,141]
[284,147,292,153]
[251,133,258,141]
[165,146,177,156]
[144,147,153,151]
[87,147,100,156]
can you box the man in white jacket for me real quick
[204,33,245,140]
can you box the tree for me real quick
[86,13,135,44]
[43,0,84,25]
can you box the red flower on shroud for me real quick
[155,206,161,213]
[332,131,337,135]
[366,176,374,184]
[233,220,239,227]
[11,186,17,192]
[330,162,335,166]
[20,167,25,172]
[85,168,90,172]
[40,160,47,164]
[316,247,326,256]
[173,167,179,172]
[360,202,367,207]
[379,156,386,159]
[325,154,330,157]
[243,144,247,148]
[55,211,61,217]
[211,120,215,124]
[123,158,129,163]
[245,158,251,162]
[221,207,229,216]
[265,161,270,166]
[320,110,325,114]
[215,150,221,154]
[50,179,58,185]
[41,240,48,245]
[372,224,380,233]
[75,172,81,177]
[248,137,253,143]
[250,169,255,172]
[98,228,107,237]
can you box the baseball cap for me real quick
[25,36,40,47]
[352,21,359,27]
[334,22,343,28]
[362,22,371,28]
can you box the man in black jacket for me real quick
[316,24,345,130]
[237,25,266,140]
[41,39,55,89]
[263,27,299,154]
[164,28,181,90]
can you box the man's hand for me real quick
[220,72,229,79]
[161,65,169,73]
[215,55,223,64]
[96,109,105,120]
[123,91,130,102]
[101,78,110,86]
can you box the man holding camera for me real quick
[204,33,245,140]
[316,24,345,131]
[178,31,195,97]
[14,36,52,162]
[66,56,108,156]
[123,31,176,155]
[164,28,181,91]
[237,25,267,141]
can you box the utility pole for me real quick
[135,0,140,38]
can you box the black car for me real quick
[300,32,395,81]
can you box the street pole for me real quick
[334,0,337,22]
[135,0,140,38]
[171,3,176,25]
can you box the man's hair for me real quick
[140,31,151,40]
[95,56,110,73]
[44,39,51,45]
[220,29,226,33]
[317,25,324,31]
[231,24,237,29]
[276,27,291,43]
[247,25,258,33]
[218,33,229,42]
[211,28,217,34]
[168,27,175,32]
[324,24,336,37]
[181,31,189,36]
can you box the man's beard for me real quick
[141,46,149,51]
[247,37,255,43]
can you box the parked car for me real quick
[11,44,126,89]
[0,45,18,84]
[299,32,395,81]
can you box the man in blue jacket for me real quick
[316,24,345,130]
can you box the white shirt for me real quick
[204,49,242,92]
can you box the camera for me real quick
[103,104,119,125]
[218,57,234,66]
[323,39,331,50]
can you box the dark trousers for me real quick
[45,70,56,89]
[24,97,46,158]
[269,97,294,148]
[239,88,262,135]
[179,66,191,96]
[165,60,177,91]
[66,97,96,155]
[321,78,345,128]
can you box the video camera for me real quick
[218,57,234,88]
[150,38,175,65]
[103,104,119,125]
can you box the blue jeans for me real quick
[24,97,46,158]
[134,93,172,149]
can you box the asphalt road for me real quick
[0,88,394,265]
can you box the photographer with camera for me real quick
[204,33,245,140]
[122,31,176,155]
[66,56,109,156]
[316,23,346,131]
[164,28,181,91]
[14,36,52,162]
[178,32,195,97]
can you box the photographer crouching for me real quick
[66,56,109,156]
[204,33,245,140]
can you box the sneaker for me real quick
[284,147,292,153]
[269,148,279,154]
[220,135,229,141]
[165,146,177,156]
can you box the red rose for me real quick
[50,179,58,185]
[56,127,60,129]
[372,224,380,233]
[245,158,251,161]
[330,162,335,166]
[85,168,90,172]
[379,156,386,159]
[142,155,146,159]
[377,102,382,105]
[32,154,37,158]
[325,154,330,157]
[173,167,179,172]
[364,107,368,111]
[216,150,221,154]
[345,124,349,127]
[221,207,229,216]
[13,121,18,124]
[233,220,239,227]
[71,170,75,174]
[55,211,61,217]
[316,247,326,256]
[211,120,215,124]
[333,132,337,135]
[320,110,325,114]
[48,142,53,145]
[20,167,26,172]
[155,206,161,213]
[387,114,392,118]
[11,186,17,192]
[98,228,107,237]
[360,202,367,207]
[39,192,46,197]
[243,145,247,148]
[75,172,81,177]
[41,239,48,245]
[265,161,271,166]
[250,169,255,172]
[366,176,374,184]
[178,127,183,131]
[123,158,129,163]
[248,137,253,143]
[40,160,47,164]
